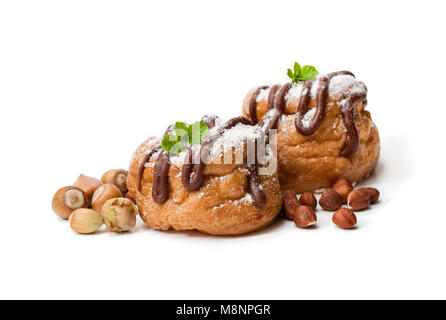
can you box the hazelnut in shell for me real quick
[102,197,138,232]
[52,186,88,219]
[101,169,128,195]
[69,208,103,234]
[73,174,103,203]
[91,183,122,213]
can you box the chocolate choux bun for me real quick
[242,71,380,193]
[127,115,282,235]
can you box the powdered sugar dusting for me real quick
[212,193,254,210]
[301,108,316,128]
[285,83,303,101]
[283,73,366,103]
[329,75,366,99]
[256,87,271,102]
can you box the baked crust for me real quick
[242,84,380,193]
[127,137,283,235]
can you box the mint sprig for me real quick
[287,62,318,84]
[162,121,209,154]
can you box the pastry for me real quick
[242,70,380,193]
[127,115,282,235]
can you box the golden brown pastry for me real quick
[127,116,282,235]
[242,71,380,193]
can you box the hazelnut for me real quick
[101,169,128,195]
[73,174,103,203]
[282,189,301,220]
[347,189,371,211]
[357,187,380,204]
[52,186,88,219]
[102,197,138,232]
[299,192,317,210]
[319,188,342,211]
[69,208,103,234]
[91,183,122,213]
[332,178,352,204]
[332,208,357,229]
[294,205,317,228]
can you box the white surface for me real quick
[0,0,445,299]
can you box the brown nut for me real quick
[102,197,138,232]
[319,188,342,211]
[357,187,380,204]
[101,169,128,196]
[73,174,103,203]
[52,186,88,219]
[332,208,357,229]
[294,205,317,228]
[299,192,317,210]
[69,208,103,234]
[347,189,371,211]
[282,189,301,220]
[91,183,122,213]
[332,178,353,204]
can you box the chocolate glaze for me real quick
[138,146,161,192]
[249,86,268,124]
[251,71,364,158]
[138,116,267,208]
[152,150,171,203]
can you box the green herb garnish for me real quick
[162,121,209,154]
[287,62,318,84]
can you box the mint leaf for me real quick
[287,62,318,84]
[162,120,209,153]
[199,121,208,141]
[162,134,181,153]
[188,121,208,144]
[299,65,319,81]
[293,62,301,77]
[174,122,189,139]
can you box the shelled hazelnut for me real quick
[282,189,301,220]
[69,208,103,234]
[347,189,371,211]
[101,169,128,195]
[357,187,380,204]
[92,183,122,213]
[299,192,317,210]
[332,178,352,204]
[52,186,88,219]
[102,198,138,232]
[319,188,342,211]
[332,208,357,229]
[294,205,317,228]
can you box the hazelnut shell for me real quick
[92,183,122,213]
[52,186,88,219]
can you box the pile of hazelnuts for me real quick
[282,179,380,229]
[51,169,138,234]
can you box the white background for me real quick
[0,0,445,299]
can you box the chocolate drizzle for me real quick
[249,86,268,124]
[137,116,267,208]
[251,71,365,157]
